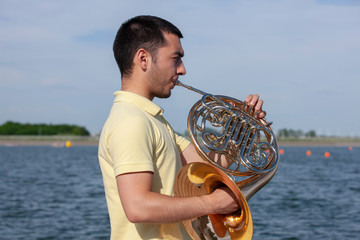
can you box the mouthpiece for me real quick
[175,80,207,96]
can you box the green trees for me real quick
[277,128,316,138]
[0,121,90,136]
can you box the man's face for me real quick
[147,33,186,99]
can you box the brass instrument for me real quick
[174,80,279,240]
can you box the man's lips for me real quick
[171,79,178,88]
[174,77,180,84]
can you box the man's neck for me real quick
[121,77,154,101]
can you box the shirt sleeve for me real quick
[108,115,155,177]
[175,133,191,153]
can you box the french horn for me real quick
[174,80,279,240]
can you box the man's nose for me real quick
[177,62,186,76]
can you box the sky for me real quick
[0,0,359,137]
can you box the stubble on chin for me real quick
[156,90,172,99]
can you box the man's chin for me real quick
[158,93,171,99]
[156,91,171,99]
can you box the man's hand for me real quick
[244,94,266,119]
[204,186,240,215]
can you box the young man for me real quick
[98,15,266,240]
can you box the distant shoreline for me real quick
[0,135,359,147]
[0,135,99,147]
[277,140,360,147]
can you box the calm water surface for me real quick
[0,146,359,239]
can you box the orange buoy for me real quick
[65,140,72,148]
[349,146,353,151]
[306,150,312,156]
[324,152,330,158]
[279,149,284,155]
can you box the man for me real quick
[98,15,266,239]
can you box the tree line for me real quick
[0,121,90,136]
[277,128,316,138]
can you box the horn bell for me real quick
[174,162,253,240]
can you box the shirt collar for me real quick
[113,91,164,116]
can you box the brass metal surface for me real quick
[174,80,279,239]
[174,162,253,240]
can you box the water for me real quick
[249,146,360,240]
[0,146,359,240]
[0,146,109,240]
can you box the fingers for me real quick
[244,94,266,119]
[244,94,258,106]
[257,110,266,119]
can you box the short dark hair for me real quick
[113,15,183,78]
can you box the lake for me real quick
[0,145,359,239]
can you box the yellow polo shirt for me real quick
[98,91,191,240]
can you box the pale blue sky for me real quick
[0,0,359,137]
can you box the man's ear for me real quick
[135,48,150,71]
